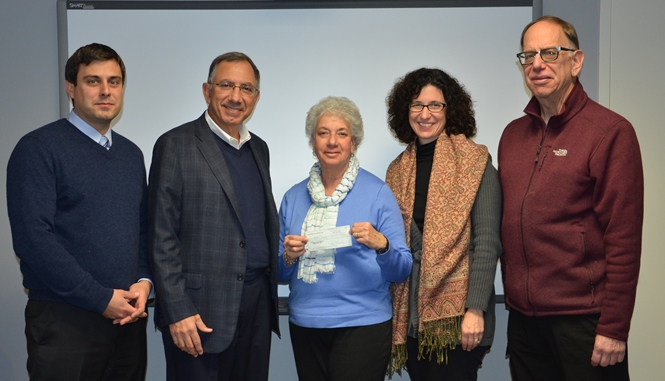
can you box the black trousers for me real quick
[162,275,272,381]
[289,319,392,381]
[507,309,630,381]
[25,300,147,381]
[405,336,489,381]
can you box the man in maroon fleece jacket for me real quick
[498,16,643,381]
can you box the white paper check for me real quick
[305,225,352,251]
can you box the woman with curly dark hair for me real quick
[385,68,502,380]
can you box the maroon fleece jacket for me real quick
[498,81,643,342]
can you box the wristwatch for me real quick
[375,238,390,254]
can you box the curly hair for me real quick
[386,68,476,144]
[305,96,364,149]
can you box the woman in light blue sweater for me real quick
[278,96,412,381]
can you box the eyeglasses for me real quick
[516,46,576,65]
[212,81,259,96]
[409,102,446,113]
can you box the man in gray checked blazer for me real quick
[148,52,280,381]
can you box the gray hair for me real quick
[207,51,260,88]
[305,96,364,149]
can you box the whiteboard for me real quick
[59,1,534,299]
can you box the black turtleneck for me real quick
[413,139,437,232]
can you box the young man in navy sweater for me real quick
[6,43,152,381]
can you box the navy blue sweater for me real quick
[6,119,151,315]
[214,136,270,282]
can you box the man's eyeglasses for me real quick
[516,46,576,65]
[212,81,259,96]
[409,102,446,113]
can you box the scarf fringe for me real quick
[297,261,336,284]
[418,315,463,363]
[387,342,407,378]
[386,316,463,378]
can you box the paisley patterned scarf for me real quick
[385,134,487,374]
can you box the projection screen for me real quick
[58,0,534,300]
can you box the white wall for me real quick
[599,1,665,379]
[60,4,532,302]
[0,2,60,378]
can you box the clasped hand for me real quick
[102,280,152,325]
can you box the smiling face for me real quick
[313,114,355,174]
[203,60,260,137]
[65,59,124,134]
[521,20,583,111]
[409,84,447,145]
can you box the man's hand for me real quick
[169,314,213,357]
[591,334,626,367]
[102,289,140,322]
[461,308,484,351]
[113,280,152,325]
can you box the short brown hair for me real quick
[65,43,126,86]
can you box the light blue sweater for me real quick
[278,168,412,328]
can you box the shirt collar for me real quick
[68,109,113,146]
[205,111,251,149]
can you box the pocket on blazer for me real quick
[184,272,203,290]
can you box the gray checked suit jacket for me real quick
[148,113,280,353]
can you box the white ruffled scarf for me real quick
[298,155,359,283]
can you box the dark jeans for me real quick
[507,309,630,381]
[405,336,489,381]
[289,319,392,381]
[25,300,147,381]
